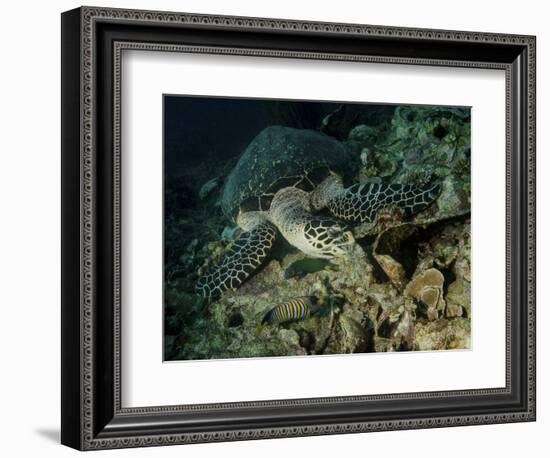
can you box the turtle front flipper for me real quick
[312,175,441,224]
[195,221,277,299]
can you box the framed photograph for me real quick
[61,6,536,450]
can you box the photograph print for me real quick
[163,96,471,361]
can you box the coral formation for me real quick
[405,268,446,321]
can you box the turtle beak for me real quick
[338,230,355,246]
[332,230,355,256]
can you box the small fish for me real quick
[284,258,331,279]
[261,296,322,325]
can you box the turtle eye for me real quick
[327,225,343,238]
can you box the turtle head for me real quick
[302,218,354,259]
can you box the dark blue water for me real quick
[164,95,395,176]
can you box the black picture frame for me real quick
[61,6,536,450]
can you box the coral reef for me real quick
[164,104,471,360]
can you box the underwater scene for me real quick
[164,96,471,361]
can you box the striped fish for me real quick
[261,296,320,325]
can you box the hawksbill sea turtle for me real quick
[196,126,441,298]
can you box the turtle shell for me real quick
[221,126,353,221]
